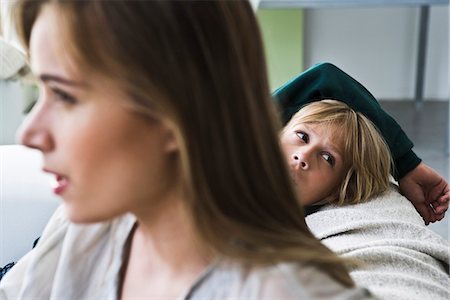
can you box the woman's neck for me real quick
[120,194,214,299]
[133,198,212,272]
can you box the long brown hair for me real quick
[15,0,354,287]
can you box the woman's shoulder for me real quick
[189,260,373,299]
[0,206,135,299]
[255,262,373,300]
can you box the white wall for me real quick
[426,6,449,99]
[304,6,449,100]
[0,81,27,145]
[0,146,59,266]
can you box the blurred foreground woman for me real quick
[0,1,372,299]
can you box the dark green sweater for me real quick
[272,62,421,180]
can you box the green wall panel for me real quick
[257,9,304,91]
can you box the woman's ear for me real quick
[162,123,179,153]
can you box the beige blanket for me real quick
[306,185,450,300]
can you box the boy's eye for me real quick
[321,152,335,166]
[296,131,309,143]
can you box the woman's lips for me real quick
[47,173,69,195]
[43,168,70,195]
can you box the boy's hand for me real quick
[398,162,449,225]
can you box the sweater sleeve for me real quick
[272,62,421,180]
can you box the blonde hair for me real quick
[286,100,393,205]
[15,0,354,287]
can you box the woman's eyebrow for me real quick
[39,74,85,87]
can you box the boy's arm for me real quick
[273,62,448,223]
[273,62,418,179]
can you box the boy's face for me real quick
[280,122,348,206]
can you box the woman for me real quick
[0,1,372,299]
[280,100,450,299]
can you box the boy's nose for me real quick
[292,154,309,170]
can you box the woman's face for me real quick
[280,121,348,206]
[18,6,178,223]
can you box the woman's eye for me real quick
[52,88,78,105]
[321,153,335,166]
[296,131,309,143]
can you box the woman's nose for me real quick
[292,153,309,170]
[16,102,54,152]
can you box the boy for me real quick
[280,100,450,300]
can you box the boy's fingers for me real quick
[417,204,432,224]
[438,194,449,204]
[435,213,445,221]
[433,205,447,215]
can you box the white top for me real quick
[0,206,372,300]
[306,185,450,300]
